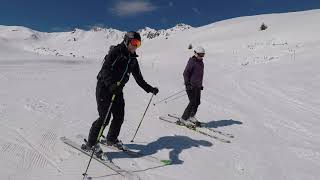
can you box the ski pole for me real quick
[82,84,119,178]
[153,89,184,106]
[131,94,154,142]
[164,93,187,104]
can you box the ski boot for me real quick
[81,142,105,160]
[101,138,128,151]
[177,118,196,129]
[188,116,201,127]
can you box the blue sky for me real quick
[0,0,319,32]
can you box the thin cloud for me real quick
[110,0,157,17]
[192,7,201,15]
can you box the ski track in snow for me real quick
[0,64,69,179]
[0,128,53,176]
[201,58,320,177]
[289,146,320,166]
[243,79,319,139]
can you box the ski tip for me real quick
[161,159,172,165]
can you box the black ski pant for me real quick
[87,80,125,147]
[181,87,201,120]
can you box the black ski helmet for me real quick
[124,31,141,45]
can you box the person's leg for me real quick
[87,81,112,147]
[181,90,193,120]
[106,92,125,143]
[189,88,201,117]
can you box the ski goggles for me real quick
[197,53,205,57]
[130,39,141,48]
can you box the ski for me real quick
[198,123,234,138]
[60,136,137,179]
[168,114,234,138]
[159,116,231,143]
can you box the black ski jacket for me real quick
[97,42,153,93]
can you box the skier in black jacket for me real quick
[83,31,159,151]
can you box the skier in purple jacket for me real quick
[180,46,205,127]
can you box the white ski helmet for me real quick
[194,46,205,54]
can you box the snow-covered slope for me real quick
[0,9,320,180]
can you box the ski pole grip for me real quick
[110,81,121,101]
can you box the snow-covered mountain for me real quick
[138,23,193,40]
[0,9,320,180]
[0,23,193,59]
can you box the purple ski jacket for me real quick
[183,56,204,88]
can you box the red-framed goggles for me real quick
[130,39,141,48]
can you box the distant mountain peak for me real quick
[138,23,193,40]
[172,23,193,30]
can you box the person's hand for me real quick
[200,86,204,90]
[109,83,122,94]
[151,87,159,95]
[185,83,192,91]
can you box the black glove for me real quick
[185,83,192,91]
[150,87,159,95]
[109,83,123,94]
[200,86,204,90]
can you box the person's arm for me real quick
[183,59,193,89]
[132,59,159,95]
